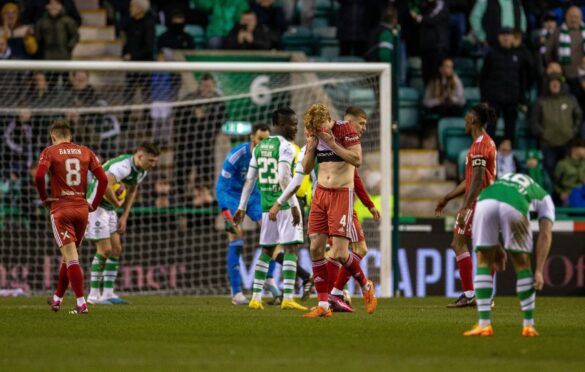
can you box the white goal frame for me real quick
[0,60,393,297]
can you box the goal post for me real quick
[0,60,393,297]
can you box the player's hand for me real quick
[233,209,246,225]
[117,215,128,234]
[316,130,335,148]
[268,203,281,221]
[369,207,381,222]
[221,209,240,235]
[494,244,507,272]
[457,208,468,229]
[533,270,544,291]
[291,206,301,226]
[42,197,58,209]
[434,197,448,216]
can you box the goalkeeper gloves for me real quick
[222,209,239,234]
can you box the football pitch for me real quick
[1,296,584,371]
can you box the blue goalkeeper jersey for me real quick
[216,142,261,209]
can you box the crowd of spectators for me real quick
[1,0,585,216]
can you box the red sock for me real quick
[55,262,69,298]
[456,252,473,292]
[312,259,329,302]
[334,252,363,291]
[66,260,84,299]
[341,251,367,288]
[326,258,341,292]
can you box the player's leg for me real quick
[272,250,313,301]
[249,212,278,309]
[60,242,89,314]
[264,245,282,304]
[101,232,126,304]
[278,209,307,310]
[464,199,500,336]
[226,228,248,305]
[448,213,475,307]
[86,208,114,303]
[325,239,341,293]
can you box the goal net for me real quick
[0,60,392,297]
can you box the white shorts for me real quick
[85,207,118,240]
[260,208,304,247]
[472,199,533,254]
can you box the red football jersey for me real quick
[464,133,496,204]
[38,142,101,206]
[316,120,361,163]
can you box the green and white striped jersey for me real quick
[87,154,147,210]
[250,135,295,212]
[478,173,555,221]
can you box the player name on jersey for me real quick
[58,149,83,155]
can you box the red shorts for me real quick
[308,185,355,239]
[50,202,89,248]
[454,205,475,237]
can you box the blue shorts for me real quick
[218,193,262,223]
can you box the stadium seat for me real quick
[156,24,167,38]
[349,88,376,116]
[314,26,339,58]
[312,16,329,29]
[463,87,480,110]
[514,149,527,165]
[458,149,467,180]
[282,26,314,55]
[444,128,472,162]
[515,127,537,151]
[398,87,420,130]
[185,25,206,49]
[454,57,477,87]
[437,117,465,150]
[408,76,425,94]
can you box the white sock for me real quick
[523,319,534,327]
[464,290,475,298]
[76,297,86,306]
[331,288,344,296]
[318,301,330,310]
[283,293,293,301]
[53,295,62,303]
[479,319,491,328]
[102,288,114,297]
[88,288,100,298]
[252,292,262,301]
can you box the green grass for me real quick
[1,296,584,371]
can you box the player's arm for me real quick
[90,166,108,211]
[317,130,362,167]
[435,180,466,215]
[302,136,317,174]
[34,162,51,207]
[457,161,485,227]
[533,195,555,290]
[103,172,124,208]
[117,184,138,234]
[234,164,258,225]
[354,171,380,221]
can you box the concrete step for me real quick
[72,40,122,58]
[399,149,439,167]
[75,0,99,11]
[400,165,446,182]
[79,26,116,41]
[81,10,107,27]
[400,197,462,217]
[400,180,455,199]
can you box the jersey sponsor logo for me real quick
[221,169,232,179]
[58,148,82,155]
[316,149,344,163]
[344,134,360,144]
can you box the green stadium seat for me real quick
[349,88,376,116]
[312,16,330,28]
[156,24,167,38]
[515,127,537,151]
[514,149,527,165]
[283,26,314,55]
[444,128,472,162]
[409,76,425,94]
[314,26,339,58]
[438,117,465,150]
[464,87,480,110]
[454,57,477,87]
[185,25,206,48]
[398,87,420,130]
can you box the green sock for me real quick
[516,269,535,327]
[89,253,106,297]
[474,266,493,327]
[282,253,298,301]
[252,253,271,301]
[102,256,120,297]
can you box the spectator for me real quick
[224,10,271,50]
[423,57,465,117]
[545,6,585,96]
[523,148,553,194]
[569,173,585,208]
[18,163,44,229]
[150,48,180,147]
[447,0,472,56]
[157,7,195,50]
[496,138,520,177]
[411,0,450,83]
[0,2,37,59]
[554,138,585,205]
[535,12,558,74]
[21,0,81,26]
[153,177,172,208]
[480,27,533,142]
[192,0,248,49]
[250,0,287,49]
[4,108,34,178]
[469,0,527,48]
[69,70,98,106]
[532,73,582,177]
[35,0,78,60]
[282,0,314,26]
[365,5,399,63]
[0,33,21,107]
[175,74,226,202]
[337,0,378,57]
